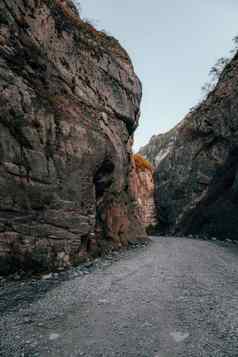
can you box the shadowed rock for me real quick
[140,52,238,239]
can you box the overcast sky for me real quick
[80,0,238,151]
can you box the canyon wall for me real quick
[140,53,238,239]
[132,155,157,230]
[0,0,147,274]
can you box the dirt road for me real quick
[1,237,238,356]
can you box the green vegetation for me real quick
[146,224,158,235]
[0,8,11,25]
[47,0,55,8]
[200,35,238,98]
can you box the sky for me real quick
[79,0,238,151]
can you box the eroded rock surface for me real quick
[141,53,238,239]
[139,126,178,167]
[131,155,157,229]
[0,0,146,274]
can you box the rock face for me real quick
[132,155,157,229]
[0,0,146,274]
[139,126,179,167]
[141,53,238,239]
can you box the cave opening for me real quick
[93,157,115,245]
[93,158,115,200]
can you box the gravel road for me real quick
[0,237,238,357]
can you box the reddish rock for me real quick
[0,0,146,274]
[131,154,157,229]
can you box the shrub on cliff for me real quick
[133,154,153,172]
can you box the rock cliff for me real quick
[0,0,146,274]
[141,53,238,239]
[132,154,157,229]
[139,126,179,167]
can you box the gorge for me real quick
[0,2,238,356]
[1,0,238,276]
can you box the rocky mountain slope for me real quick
[139,125,179,167]
[0,0,146,274]
[140,53,238,239]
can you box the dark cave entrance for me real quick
[93,157,115,244]
[93,158,115,200]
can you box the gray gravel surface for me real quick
[0,237,238,357]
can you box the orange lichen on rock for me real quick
[130,155,157,229]
[133,154,154,173]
